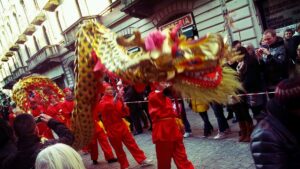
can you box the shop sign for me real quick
[159,13,194,31]
[262,0,300,29]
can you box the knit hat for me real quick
[274,77,300,110]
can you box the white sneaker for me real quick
[213,132,226,139]
[140,159,153,167]
[183,132,192,138]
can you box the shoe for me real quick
[92,160,98,165]
[213,132,227,139]
[107,158,118,163]
[203,127,213,137]
[224,128,231,134]
[140,159,153,167]
[183,132,192,138]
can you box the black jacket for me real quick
[251,109,300,169]
[3,119,74,169]
[259,37,289,89]
[0,141,17,169]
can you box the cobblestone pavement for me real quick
[82,107,255,169]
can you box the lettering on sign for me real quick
[159,13,194,31]
[262,0,300,29]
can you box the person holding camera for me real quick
[255,29,289,97]
[2,113,74,169]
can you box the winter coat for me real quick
[3,119,74,169]
[0,141,17,169]
[259,37,289,89]
[251,113,300,169]
[189,100,209,113]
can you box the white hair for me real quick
[35,143,86,169]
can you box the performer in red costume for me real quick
[148,85,194,169]
[59,88,75,127]
[46,95,64,122]
[28,98,53,139]
[97,83,152,169]
[88,92,118,165]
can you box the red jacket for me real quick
[148,91,183,143]
[97,95,129,137]
[59,100,74,119]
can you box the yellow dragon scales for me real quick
[11,19,242,149]
[71,20,242,149]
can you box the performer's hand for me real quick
[39,114,52,123]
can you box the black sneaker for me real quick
[92,160,98,165]
[107,158,118,163]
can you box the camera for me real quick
[35,116,42,123]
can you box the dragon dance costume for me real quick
[12,20,243,150]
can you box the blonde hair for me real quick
[35,143,86,169]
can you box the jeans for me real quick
[179,100,192,133]
[210,103,229,132]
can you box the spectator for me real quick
[243,44,267,123]
[189,100,213,137]
[255,29,289,96]
[251,77,300,169]
[3,113,74,169]
[35,143,85,169]
[211,103,231,139]
[290,24,300,62]
[283,29,294,43]
[292,44,300,77]
[124,85,144,135]
[232,40,242,49]
[0,119,16,169]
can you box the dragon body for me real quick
[71,20,242,148]
[12,20,242,149]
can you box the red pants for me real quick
[108,129,146,169]
[155,140,194,169]
[89,129,115,161]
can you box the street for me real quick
[82,107,255,169]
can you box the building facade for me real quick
[0,0,299,90]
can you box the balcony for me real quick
[1,56,8,62]
[3,75,15,89]
[9,44,19,51]
[12,66,28,81]
[24,24,36,36]
[16,34,27,44]
[62,15,100,51]
[43,0,60,12]
[5,51,14,57]
[121,0,160,19]
[26,45,62,72]
[32,12,46,25]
